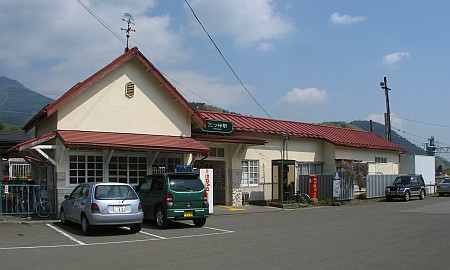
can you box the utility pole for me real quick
[379,77,392,141]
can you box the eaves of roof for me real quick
[5,130,210,155]
[23,47,205,131]
[199,110,404,152]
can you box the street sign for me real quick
[202,119,233,134]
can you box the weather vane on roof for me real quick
[121,13,135,52]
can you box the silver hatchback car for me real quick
[60,183,144,235]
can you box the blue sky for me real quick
[1,0,449,157]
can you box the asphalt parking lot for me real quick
[0,204,278,250]
[1,198,450,270]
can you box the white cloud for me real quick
[366,113,403,129]
[166,70,251,109]
[257,42,275,52]
[186,0,294,48]
[329,12,365,25]
[0,0,185,99]
[382,52,410,67]
[276,87,328,105]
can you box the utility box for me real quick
[400,155,435,184]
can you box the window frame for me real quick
[241,160,259,187]
[297,162,323,175]
[69,153,104,184]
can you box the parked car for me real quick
[60,183,144,235]
[437,178,450,196]
[135,172,209,229]
[385,175,426,202]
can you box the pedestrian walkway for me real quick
[212,204,284,215]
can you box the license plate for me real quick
[113,206,126,212]
[390,192,396,195]
[184,211,194,217]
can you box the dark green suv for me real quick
[135,173,209,229]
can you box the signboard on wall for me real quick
[199,169,214,214]
[202,119,233,134]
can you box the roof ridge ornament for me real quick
[121,13,135,52]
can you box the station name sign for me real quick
[202,119,233,134]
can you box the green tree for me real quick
[0,120,4,130]
[7,125,22,132]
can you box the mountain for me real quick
[349,120,427,155]
[350,120,449,168]
[0,76,54,127]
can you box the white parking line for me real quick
[47,224,86,245]
[204,226,234,233]
[0,225,234,250]
[139,231,167,239]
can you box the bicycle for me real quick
[33,186,53,218]
[15,192,29,217]
[295,191,311,207]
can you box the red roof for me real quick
[199,110,404,152]
[24,47,205,131]
[7,130,210,154]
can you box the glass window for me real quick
[241,160,259,186]
[209,148,225,158]
[69,154,103,184]
[297,162,323,175]
[152,155,182,173]
[109,155,147,184]
[69,185,84,199]
[169,175,204,191]
[95,185,138,200]
[375,157,387,163]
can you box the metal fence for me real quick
[1,184,56,218]
[365,175,396,198]
[365,174,437,199]
[298,174,354,201]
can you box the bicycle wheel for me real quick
[16,200,27,217]
[297,193,311,207]
[36,201,53,218]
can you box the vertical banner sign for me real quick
[333,172,341,199]
[199,169,214,214]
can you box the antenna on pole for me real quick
[121,13,135,52]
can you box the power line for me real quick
[184,0,272,119]
[391,115,450,128]
[74,0,126,45]
[160,72,220,108]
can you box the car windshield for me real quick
[442,178,450,184]
[169,175,204,192]
[393,176,411,185]
[95,185,138,200]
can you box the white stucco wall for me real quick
[400,155,435,184]
[57,59,191,137]
[336,146,400,174]
[239,136,326,201]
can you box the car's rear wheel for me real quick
[60,209,70,225]
[130,223,142,233]
[386,196,392,202]
[419,189,425,200]
[81,214,92,235]
[155,207,169,229]
[439,193,444,197]
[404,191,410,202]
[193,218,206,227]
